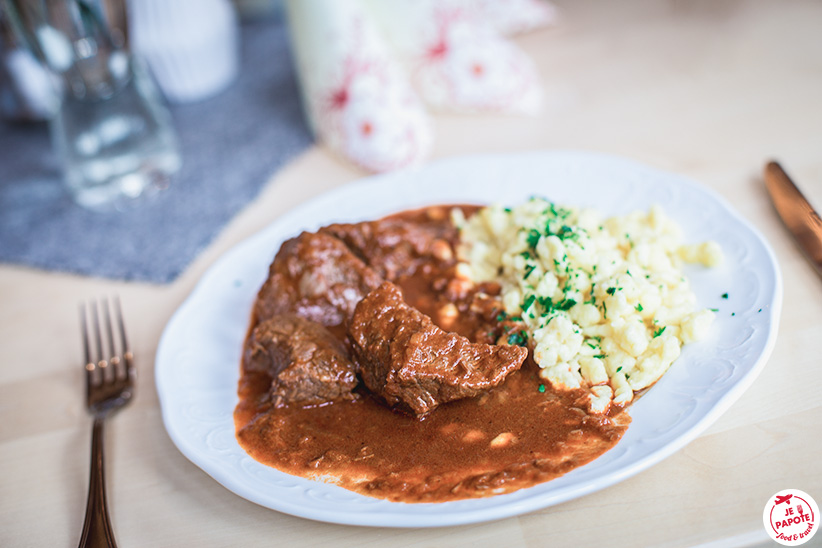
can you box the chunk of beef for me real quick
[253,231,383,328]
[320,207,459,280]
[244,314,358,407]
[348,282,528,417]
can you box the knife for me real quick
[764,160,822,278]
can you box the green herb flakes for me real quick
[526,229,541,249]
[507,331,528,346]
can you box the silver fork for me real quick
[78,298,135,548]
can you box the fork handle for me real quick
[78,417,118,548]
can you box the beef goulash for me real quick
[253,231,382,329]
[349,281,528,417]
[244,314,358,407]
[235,205,631,503]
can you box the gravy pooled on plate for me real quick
[235,205,629,502]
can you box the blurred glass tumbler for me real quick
[2,0,180,210]
[52,58,180,210]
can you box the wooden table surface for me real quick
[3,1,821,546]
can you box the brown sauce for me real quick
[234,205,630,503]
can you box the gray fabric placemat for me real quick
[0,18,312,283]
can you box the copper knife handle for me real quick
[764,161,822,278]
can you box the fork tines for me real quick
[80,297,134,389]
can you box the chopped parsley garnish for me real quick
[653,326,666,338]
[538,384,546,393]
[522,294,536,311]
[721,292,729,299]
[585,282,597,304]
[526,229,541,249]
[548,202,570,219]
[524,264,536,279]
[507,330,528,346]
[556,298,577,311]
[556,224,575,240]
[536,296,576,312]
[606,287,616,296]
[635,303,644,312]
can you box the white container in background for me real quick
[365,0,543,114]
[128,0,239,104]
[285,0,432,172]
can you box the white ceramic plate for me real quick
[155,151,782,527]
